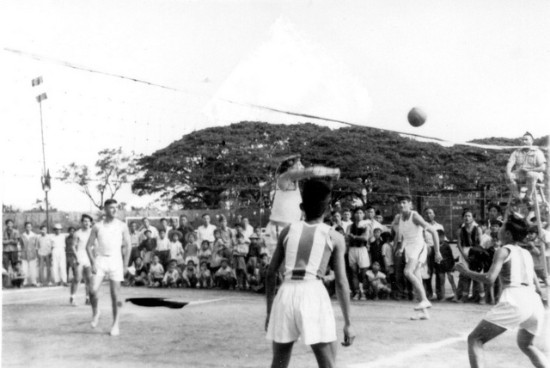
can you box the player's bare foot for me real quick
[110,324,119,336]
[414,300,432,310]
[91,311,100,328]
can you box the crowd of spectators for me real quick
[3,204,548,306]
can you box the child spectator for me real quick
[232,233,249,290]
[214,258,237,289]
[483,220,503,303]
[162,259,181,288]
[184,232,199,266]
[139,229,157,267]
[210,232,232,275]
[128,256,147,286]
[247,233,262,271]
[380,232,396,298]
[433,229,457,301]
[198,260,213,289]
[253,227,268,256]
[369,228,385,271]
[148,255,164,287]
[197,240,212,267]
[182,260,198,288]
[366,261,391,300]
[10,261,25,288]
[168,231,185,269]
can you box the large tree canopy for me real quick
[133,122,548,209]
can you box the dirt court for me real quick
[2,284,549,368]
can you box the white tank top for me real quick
[399,211,424,248]
[75,228,92,260]
[282,222,333,281]
[270,181,302,223]
[95,219,127,257]
[500,244,535,289]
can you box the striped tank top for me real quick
[398,211,424,248]
[500,244,535,289]
[282,222,333,281]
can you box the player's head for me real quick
[521,132,534,146]
[81,214,93,228]
[277,154,302,175]
[104,199,118,218]
[397,194,412,212]
[299,179,332,221]
[500,215,529,242]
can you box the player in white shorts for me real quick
[456,215,548,368]
[266,154,340,256]
[86,199,131,336]
[266,179,354,368]
[69,214,94,306]
[392,194,441,319]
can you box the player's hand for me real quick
[91,264,97,275]
[434,252,443,264]
[342,325,355,347]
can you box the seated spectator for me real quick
[148,256,164,287]
[162,259,182,288]
[184,233,199,266]
[10,261,25,288]
[232,233,249,290]
[168,231,185,269]
[198,261,213,289]
[197,240,212,267]
[366,261,391,300]
[433,229,458,301]
[182,260,198,288]
[139,230,157,267]
[214,258,237,289]
[127,256,148,287]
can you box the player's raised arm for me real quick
[281,166,340,183]
[331,229,354,346]
[265,225,289,330]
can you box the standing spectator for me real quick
[381,232,395,297]
[159,218,172,235]
[71,214,94,305]
[423,208,445,300]
[347,207,370,300]
[139,217,159,242]
[366,261,391,300]
[455,209,484,303]
[148,255,164,287]
[139,229,157,267]
[197,214,216,245]
[65,227,77,282]
[214,258,237,289]
[184,233,199,266]
[156,229,170,268]
[331,211,346,234]
[433,229,457,301]
[198,260,213,289]
[369,228,385,272]
[217,215,234,249]
[162,259,181,288]
[365,206,386,234]
[181,260,198,288]
[247,233,262,271]
[485,203,502,229]
[481,219,503,303]
[233,233,249,290]
[175,215,194,245]
[128,221,141,267]
[20,222,38,286]
[3,219,20,272]
[168,231,185,268]
[242,217,254,239]
[341,209,353,233]
[36,225,53,286]
[50,224,68,286]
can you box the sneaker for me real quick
[414,300,432,310]
[69,297,77,306]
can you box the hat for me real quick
[171,230,183,240]
[53,224,62,230]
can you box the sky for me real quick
[1,0,549,211]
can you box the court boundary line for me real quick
[347,332,469,368]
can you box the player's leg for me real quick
[517,329,549,368]
[90,267,104,328]
[82,266,92,304]
[70,263,82,305]
[271,342,294,368]
[311,341,337,368]
[467,320,506,368]
[404,259,429,305]
[109,279,122,336]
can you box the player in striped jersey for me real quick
[266,179,354,368]
[456,215,548,368]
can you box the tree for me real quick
[60,148,140,210]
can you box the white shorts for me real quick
[404,242,427,265]
[94,255,124,284]
[266,280,336,345]
[484,287,544,336]
[348,247,370,269]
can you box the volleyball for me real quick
[407,107,427,127]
